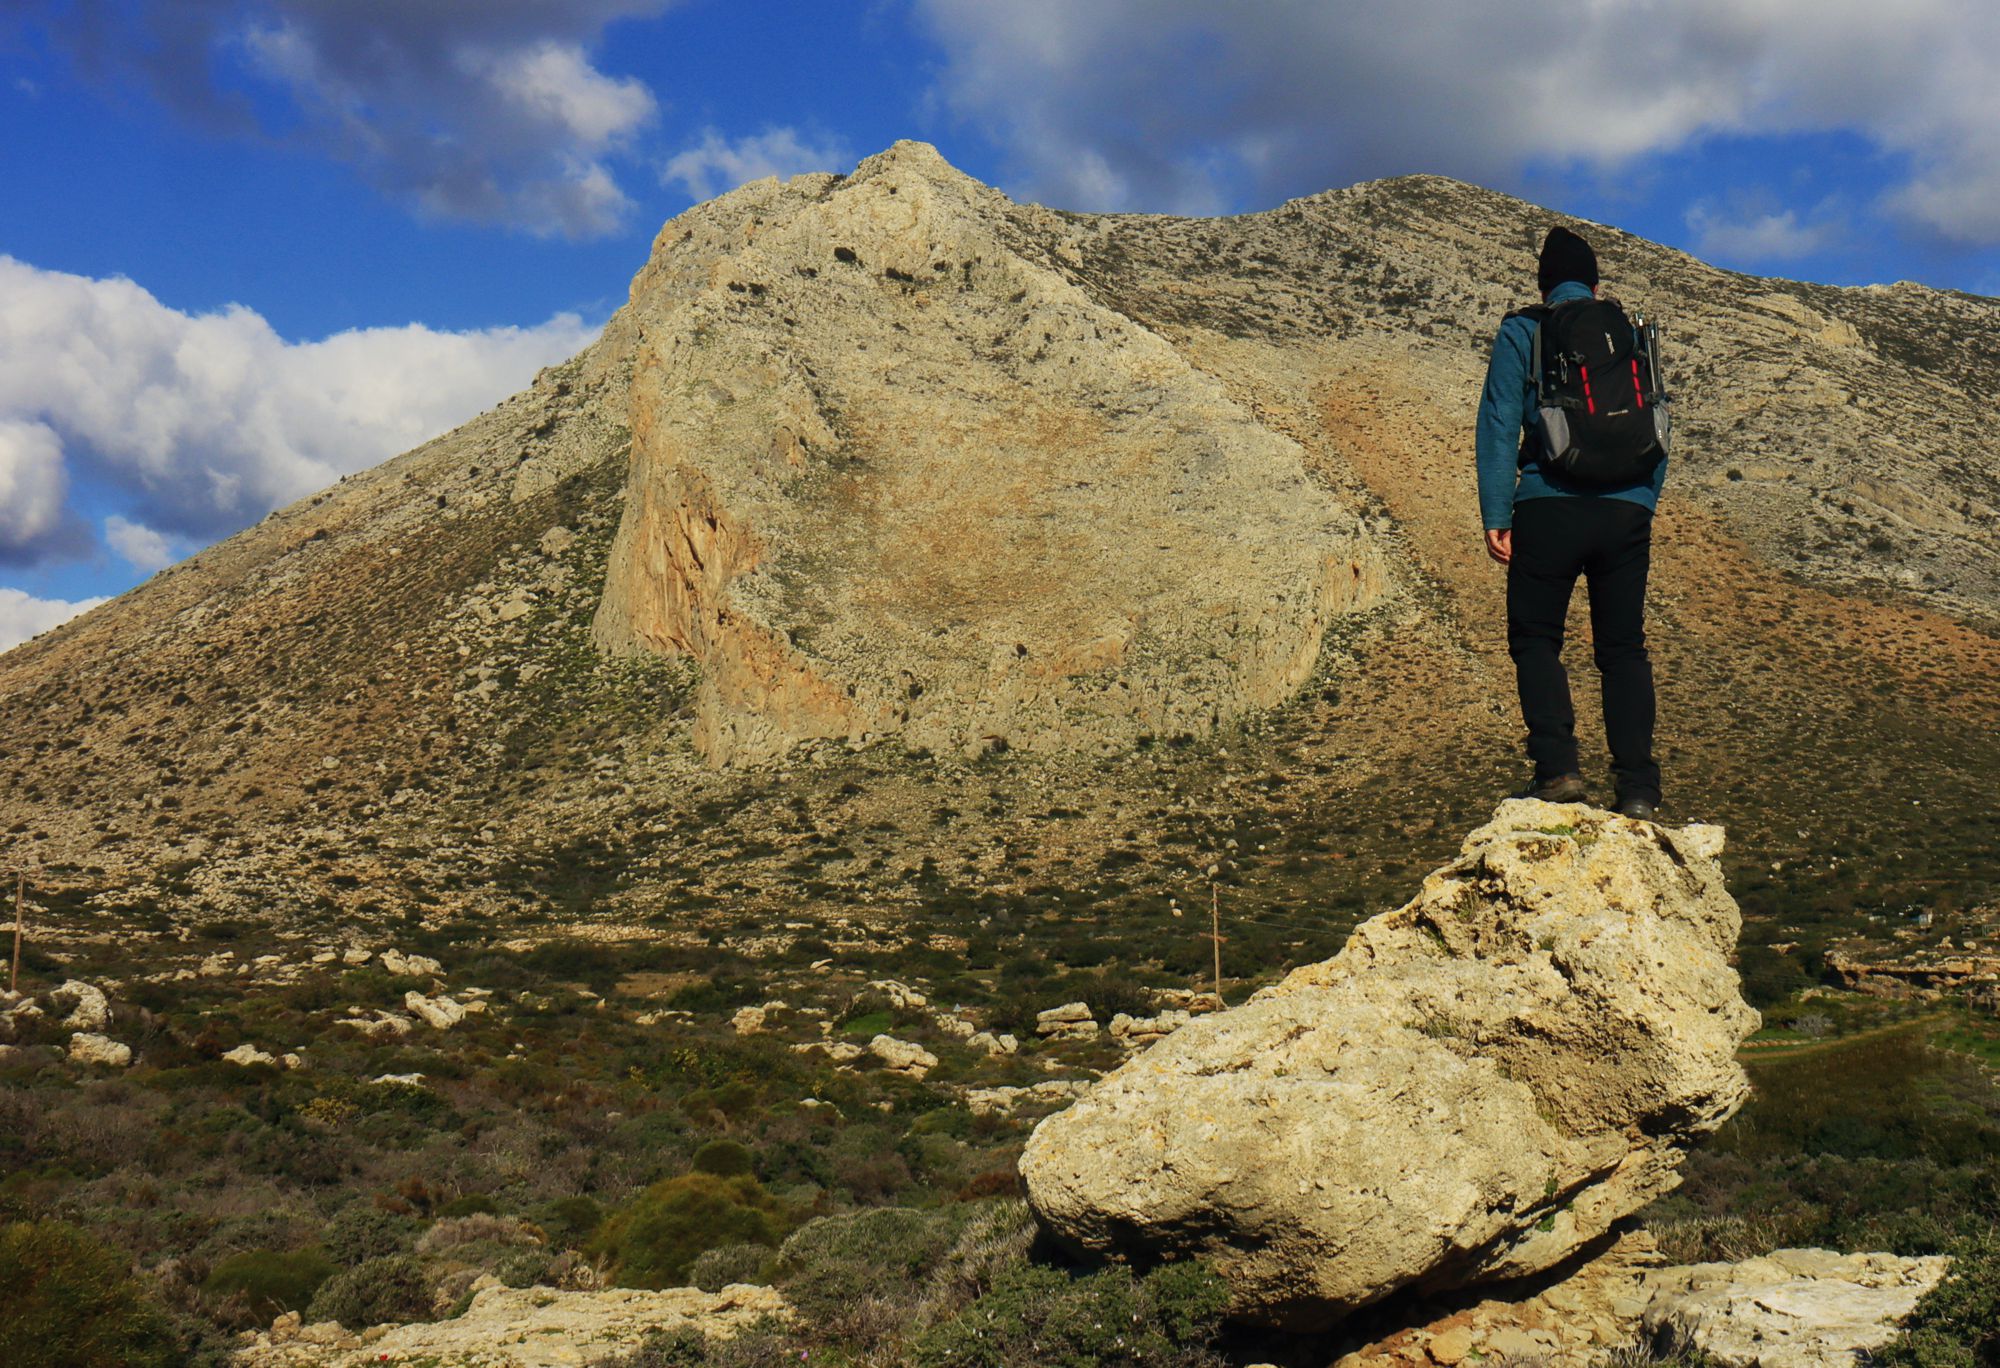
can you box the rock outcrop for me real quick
[592,140,1387,764]
[52,979,110,1031]
[1021,799,1759,1330]
[1640,1249,1951,1368]
[234,1282,787,1366]
[68,1032,132,1067]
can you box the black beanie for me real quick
[1537,225,1599,297]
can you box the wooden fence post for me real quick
[10,870,22,996]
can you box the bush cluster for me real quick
[0,1220,179,1368]
[1875,1226,2000,1367]
[200,1247,336,1324]
[591,1172,782,1290]
[913,1259,1230,1368]
[304,1254,434,1330]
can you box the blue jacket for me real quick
[1475,279,1667,531]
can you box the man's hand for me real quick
[1485,528,1512,565]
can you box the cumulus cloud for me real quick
[0,419,68,557]
[49,1,673,236]
[0,255,597,560]
[104,515,181,573]
[1686,198,1845,266]
[0,588,106,655]
[912,0,2000,243]
[661,126,854,202]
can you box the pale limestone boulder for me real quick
[1021,800,1758,1330]
[1036,1002,1098,1040]
[221,1043,278,1067]
[1642,1248,1951,1368]
[234,1283,785,1367]
[730,1005,768,1034]
[68,1032,132,1067]
[403,991,466,1030]
[338,1010,415,1040]
[968,1031,1019,1056]
[52,979,110,1031]
[381,949,442,978]
[869,1034,938,1079]
[1109,1009,1190,1047]
[866,979,929,1010]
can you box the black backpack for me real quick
[1509,297,1669,488]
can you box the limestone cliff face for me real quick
[591,142,1387,764]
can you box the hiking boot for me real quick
[1615,796,1660,821]
[1516,773,1586,804]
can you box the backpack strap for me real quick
[1505,304,1551,407]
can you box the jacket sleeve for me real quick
[1476,316,1532,531]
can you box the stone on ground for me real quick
[1021,799,1759,1330]
[1640,1248,1951,1368]
[68,1032,133,1067]
[52,979,111,1031]
[233,1282,786,1366]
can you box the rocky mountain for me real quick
[1,141,1995,971]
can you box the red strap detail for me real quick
[1581,364,1595,415]
[1632,358,1645,408]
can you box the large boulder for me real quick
[1021,799,1759,1330]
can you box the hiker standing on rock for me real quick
[1477,226,1670,820]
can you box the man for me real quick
[1476,226,1666,820]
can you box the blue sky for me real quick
[4,1,1998,648]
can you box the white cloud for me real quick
[104,515,180,573]
[1686,199,1844,265]
[0,588,106,654]
[52,1,674,237]
[662,127,853,202]
[0,419,67,554]
[473,40,656,150]
[911,0,2000,243]
[0,255,597,559]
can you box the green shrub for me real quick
[437,1192,499,1217]
[493,1248,555,1288]
[415,1213,543,1254]
[321,1204,415,1266]
[689,1242,770,1291]
[0,1220,178,1368]
[201,1248,336,1322]
[774,1206,975,1325]
[592,1173,782,1289]
[541,1195,605,1245]
[692,1139,755,1178]
[1875,1226,2000,1366]
[913,1259,1228,1368]
[304,1254,433,1329]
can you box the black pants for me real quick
[1506,497,1661,803]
